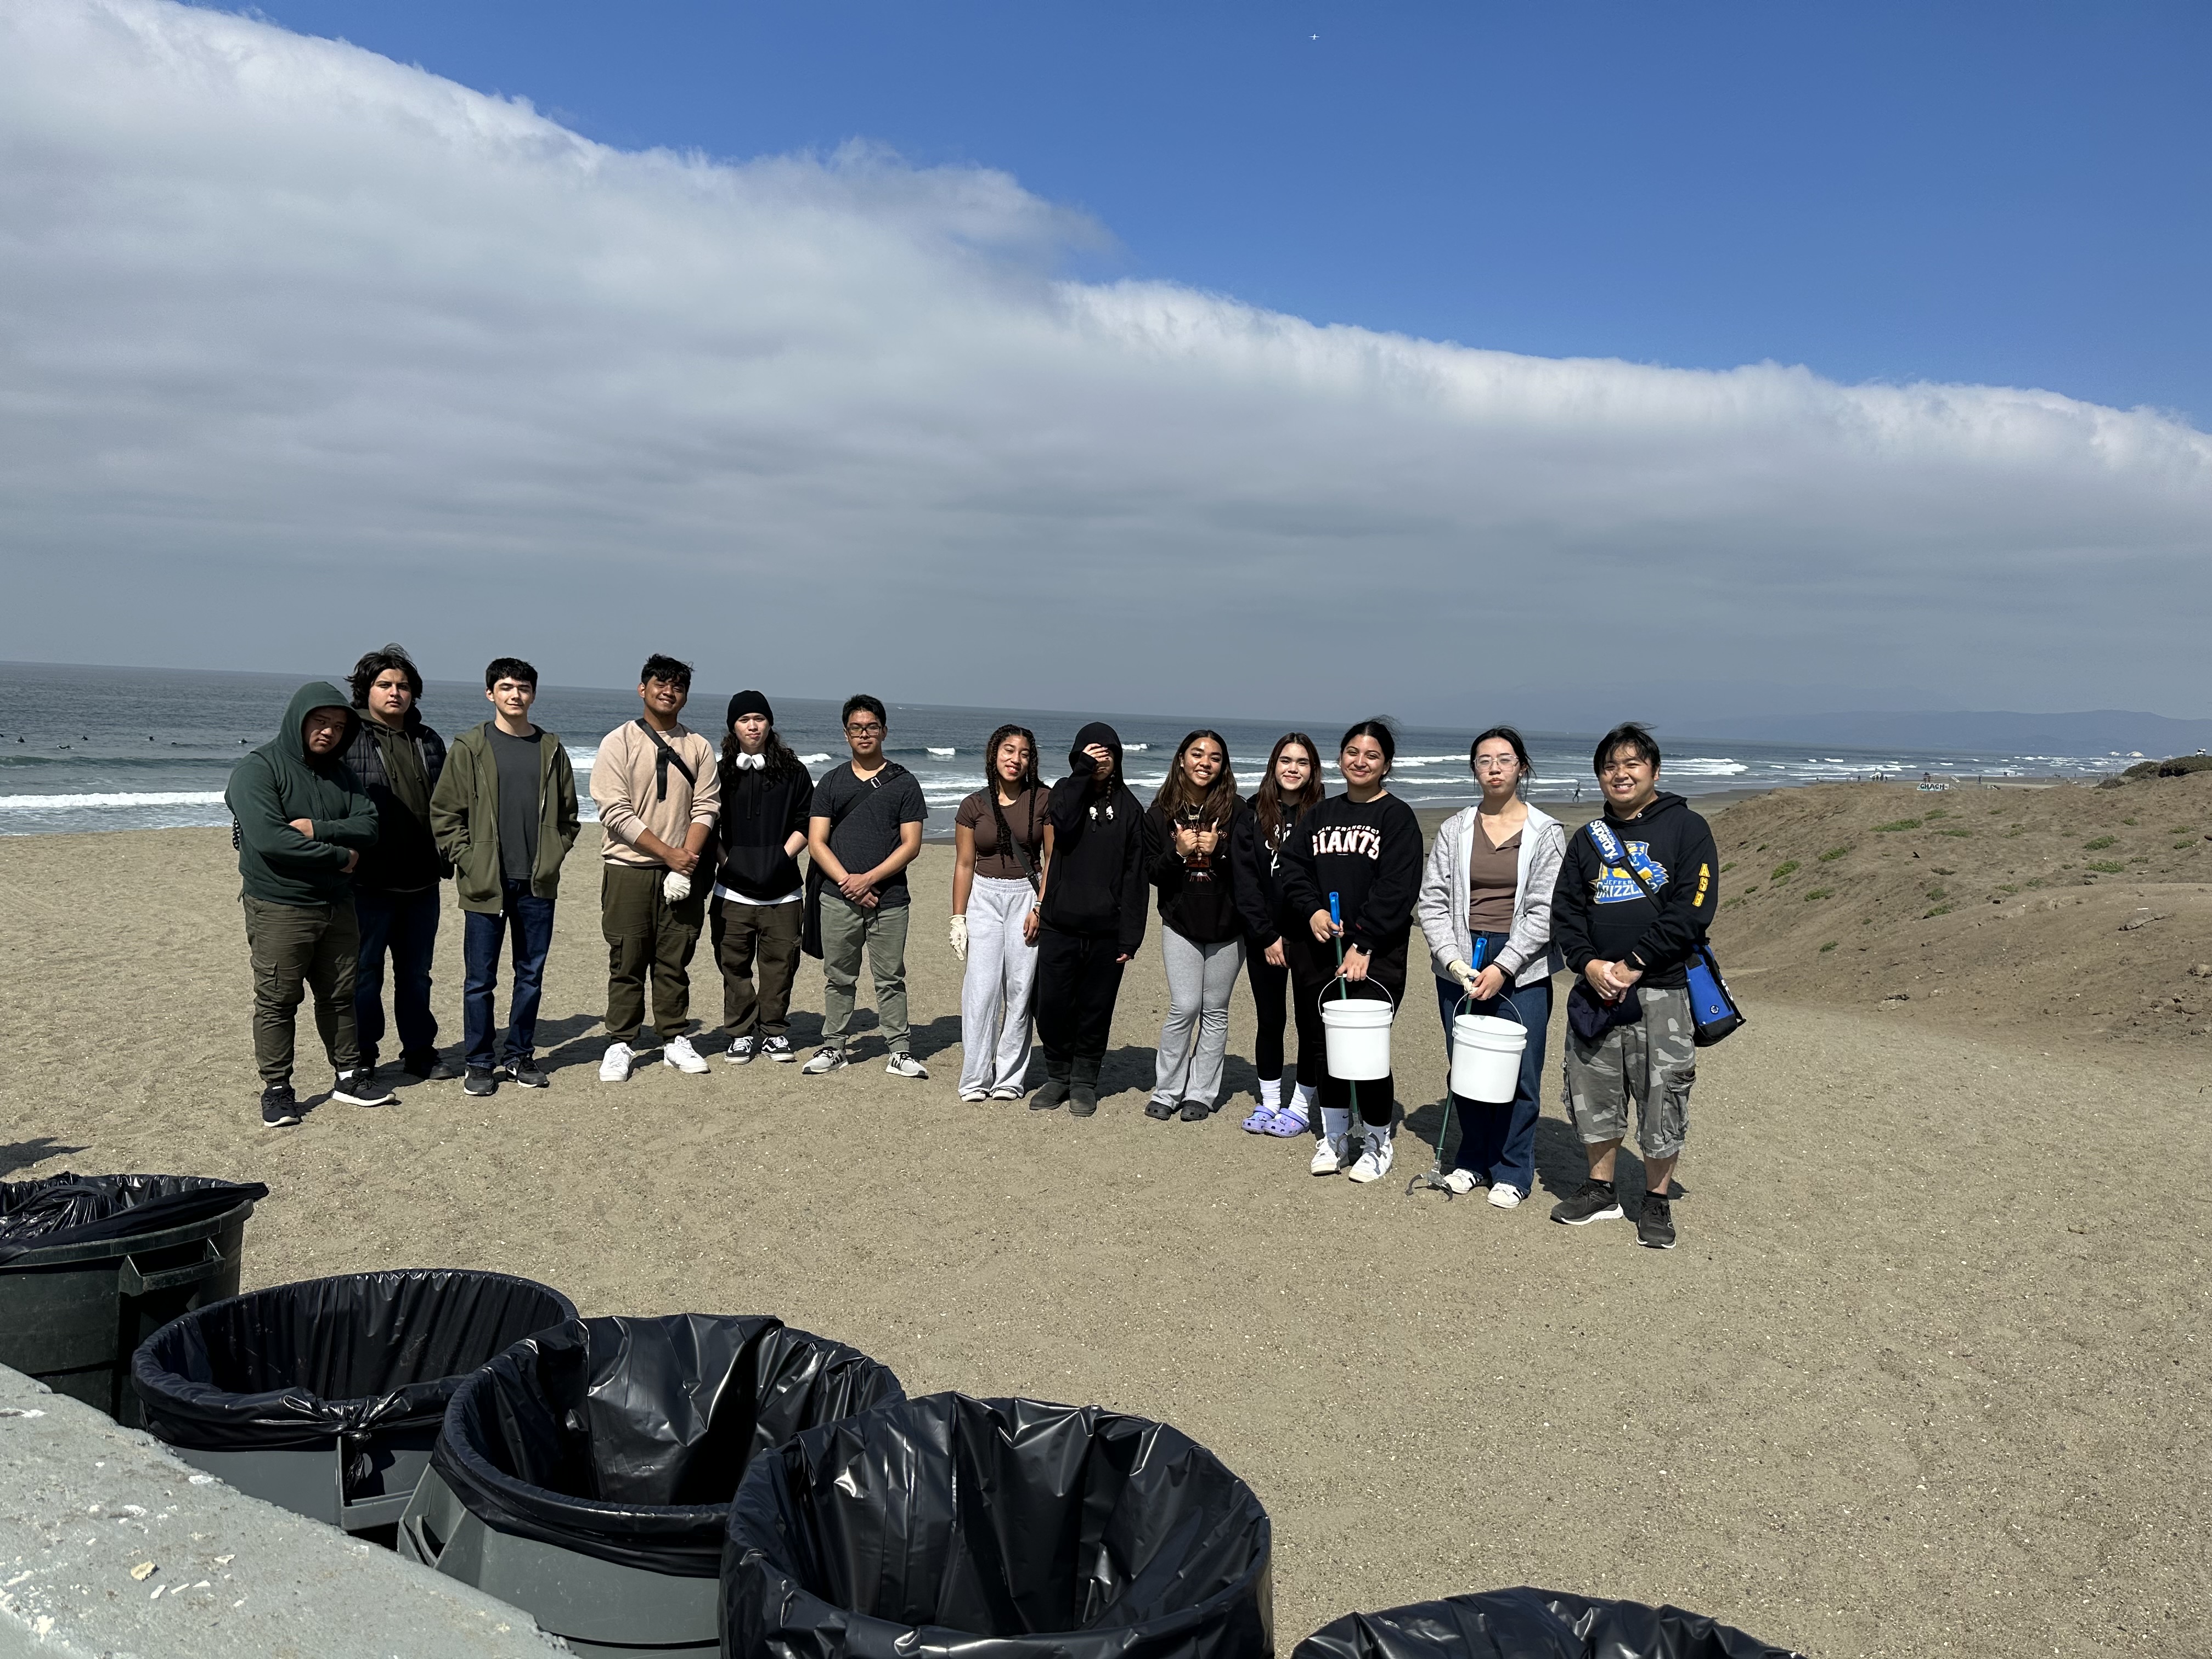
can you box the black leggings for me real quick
[1293,939,1408,1127]
[1246,947,1324,1088]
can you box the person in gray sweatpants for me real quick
[1143,731,1249,1121]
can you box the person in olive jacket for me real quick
[428,657,581,1096]
[224,680,388,1126]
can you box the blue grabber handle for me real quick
[1328,893,1341,931]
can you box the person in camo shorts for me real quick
[1547,721,1719,1250]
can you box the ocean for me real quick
[0,660,2138,839]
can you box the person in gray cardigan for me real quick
[1416,727,1566,1207]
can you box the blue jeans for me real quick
[1435,934,1551,1193]
[463,881,555,1069]
[354,887,440,1068]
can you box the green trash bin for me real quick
[0,1172,264,1425]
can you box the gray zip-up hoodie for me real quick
[1416,803,1566,988]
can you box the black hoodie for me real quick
[1278,789,1424,960]
[1145,797,1247,944]
[1039,721,1149,955]
[1549,790,1719,989]
[1231,795,1314,950]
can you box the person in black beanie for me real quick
[710,691,814,1064]
[1030,721,1148,1116]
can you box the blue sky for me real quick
[240,1,2212,420]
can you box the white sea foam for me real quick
[0,791,227,811]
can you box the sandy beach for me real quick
[4,805,2208,1657]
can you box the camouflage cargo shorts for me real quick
[1561,983,1695,1159]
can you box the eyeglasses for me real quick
[845,722,884,735]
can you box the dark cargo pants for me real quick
[242,895,362,1087]
[601,862,706,1045]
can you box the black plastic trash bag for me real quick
[723,1392,1274,1659]
[1293,1589,1804,1659]
[132,1268,575,1448]
[0,1173,268,1265]
[432,1313,905,1576]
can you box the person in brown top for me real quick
[588,653,721,1082]
[950,724,1048,1101]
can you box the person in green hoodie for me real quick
[224,681,393,1127]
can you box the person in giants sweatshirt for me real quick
[1279,719,1425,1183]
[1547,721,1720,1251]
[1030,721,1148,1117]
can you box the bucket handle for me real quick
[1319,977,1396,1015]
[1453,988,1527,1030]
[118,1239,224,1297]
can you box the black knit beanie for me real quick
[728,690,774,726]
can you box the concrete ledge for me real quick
[0,1364,566,1657]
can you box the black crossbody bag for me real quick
[1584,819,1745,1047]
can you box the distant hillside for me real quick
[1681,709,2212,755]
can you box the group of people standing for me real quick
[226,648,1719,1248]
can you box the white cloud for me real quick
[1,0,2207,719]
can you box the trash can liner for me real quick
[0,1173,268,1264]
[432,1313,905,1576]
[1291,1589,1803,1659]
[132,1269,575,1450]
[723,1392,1274,1659]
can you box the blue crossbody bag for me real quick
[1584,819,1745,1047]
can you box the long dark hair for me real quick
[1255,731,1323,846]
[1155,729,1238,827]
[1338,718,1397,778]
[720,721,807,782]
[981,724,1041,798]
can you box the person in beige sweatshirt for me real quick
[589,653,721,1081]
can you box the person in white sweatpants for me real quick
[950,726,1048,1101]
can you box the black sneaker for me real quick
[1550,1180,1625,1226]
[330,1069,397,1108]
[1030,1079,1070,1112]
[1638,1193,1677,1250]
[260,1085,301,1128]
[760,1035,795,1063]
[1069,1084,1099,1118]
[1144,1099,1175,1120]
[404,1053,464,1081]
[464,1068,498,1097]
[1178,1101,1208,1122]
[506,1058,549,1088]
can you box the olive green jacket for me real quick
[428,721,580,913]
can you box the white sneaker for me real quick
[1442,1168,1478,1196]
[988,1085,1025,1101]
[598,1042,634,1083]
[1309,1135,1348,1177]
[1487,1183,1523,1210]
[959,1088,990,1103]
[663,1035,710,1074]
[800,1045,848,1076]
[884,1052,929,1080]
[1346,1131,1394,1184]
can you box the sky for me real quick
[1,0,2207,724]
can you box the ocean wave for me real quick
[798,753,832,764]
[1666,759,1751,776]
[0,790,228,811]
[927,746,956,757]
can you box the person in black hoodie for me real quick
[709,691,815,1065]
[1279,719,1424,1183]
[343,645,455,1084]
[1547,721,1720,1250]
[1142,730,1246,1122]
[1231,732,1325,1137]
[1030,721,1147,1117]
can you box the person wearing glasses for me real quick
[1416,726,1565,1209]
[1548,721,1720,1250]
[804,695,930,1078]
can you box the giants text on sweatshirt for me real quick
[1278,791,1424,958]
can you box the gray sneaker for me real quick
[884,1052,929,1080]
[801,1045,849,1076]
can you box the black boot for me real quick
[1069,1056,1101,1118]
[1030,1055,1072,1112]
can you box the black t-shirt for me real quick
[489,727,543,884]
[811,761,928,909]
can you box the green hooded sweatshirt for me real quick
[224,681,381,906]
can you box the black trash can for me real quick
[402,1312,905,1658]
[0,1172,265,1425]
[1293,1589,1804,1659]
[723,1392,1274,1659]
[132,1267,575,1536]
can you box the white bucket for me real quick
[1319,981,1395,1080]
[1450,998,1527,1104]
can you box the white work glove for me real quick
[662,871,692,902]
[949,915,968,961]
[1447,960,1479,994]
